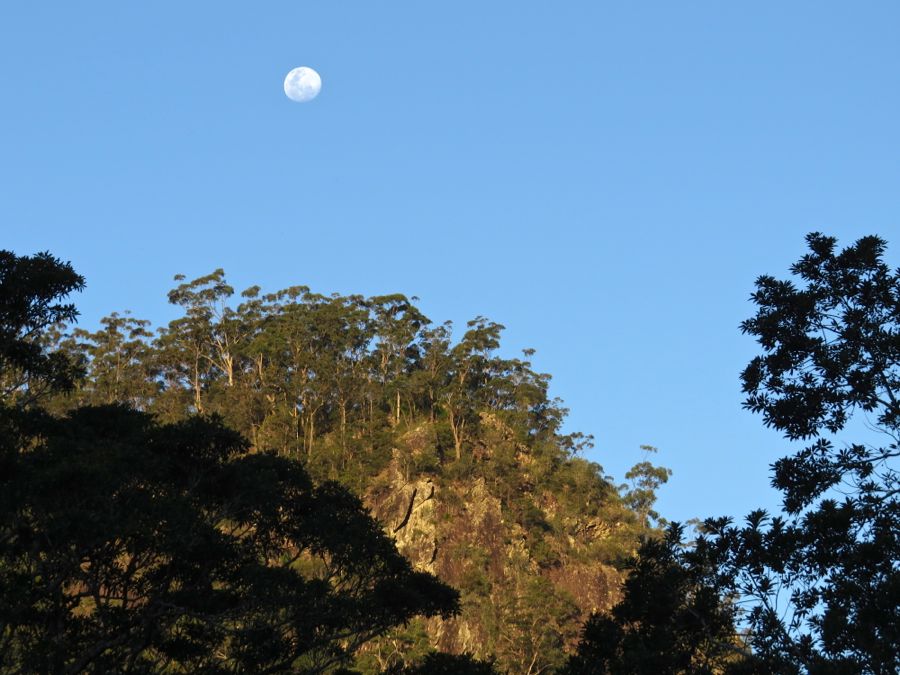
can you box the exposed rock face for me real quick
[364,437,628,672]
[368,455,440,575]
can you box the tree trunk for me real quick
[340,399,347,452]
[192,353,203,413]
[448,408,463,461]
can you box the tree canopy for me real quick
[0,251,459,673]
[15,232,890,673]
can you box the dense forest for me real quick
[1,232,897,673]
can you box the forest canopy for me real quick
[2,232,897,674]
[2,250,660,673]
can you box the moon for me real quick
[284,67,322,103]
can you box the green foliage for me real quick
[622,446,672,528]
[496,576,582,675]
[352,618,435,674]
[0,253,459,673]
[64,312,158,408]
[24,263,668,673]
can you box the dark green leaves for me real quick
[1,406,459,673]
[733,233,899,672]
[740,231,900,440]
[0,250,84,402]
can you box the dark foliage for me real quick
[560,524,748,675]
[38,259,661,672]
[1,406,458,673]
[0,251,459,673]
[565,232,899,675]
[385,652,499,674]
[0,250,84,403]
[728,232,899,673]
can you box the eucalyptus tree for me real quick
[412,321,453,426]
[368,294,429,428]
[318,294,373,459]
[621,446,672,529]
[260,288,338,459]
[157,269,260,415]
[155,273,222,414]
[65,312,157,408]
[166,269,237,387]
[442,317,504,460]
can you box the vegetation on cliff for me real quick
[4,232,895,673]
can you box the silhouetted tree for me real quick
[728,232,899,672]
[1,407,459,673]
[565,233,899,674]
[560,524,747,675]
[0,250,84,405]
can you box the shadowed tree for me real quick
[560,524,747,675]
[727,232,899,672]
[0,250,84,406]
[1,407,459,674]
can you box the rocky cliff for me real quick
[358,423,641,674]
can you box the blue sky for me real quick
[2,2,898,523]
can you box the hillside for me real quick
[45,270,668,673]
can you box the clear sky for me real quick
[2,2,898,523]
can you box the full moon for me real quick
[283,66,322,102]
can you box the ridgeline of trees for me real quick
[1,232,897,673]
[1,252,661,673]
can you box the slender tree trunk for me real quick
[340,399,347,452]
[307,411,315,460]
[290,404,301,457]
[255,354,266,388]
[428,387,435,423]
[113,350,122,403]
[448,408,463,461]
[192,353,203,413]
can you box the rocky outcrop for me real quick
[363,430,628,670]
